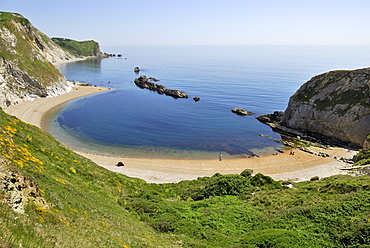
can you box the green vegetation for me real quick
[1,108,370,247]
[0,11,30,25]
[292,70,370,114]
[52,38,101,57]
[315,85,370,114]
[0,11,63,86]
[0,110,175,247]
[355,148,370,166]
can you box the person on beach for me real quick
[219,152,222,161]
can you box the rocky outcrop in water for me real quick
[231,108,254,116]
[258,68,370,148]
[134,75,189,99]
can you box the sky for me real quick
[2,0,370,47]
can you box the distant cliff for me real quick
[52,38,104,57]
[259,67,370,148]
[0,12,74,108]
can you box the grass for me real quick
[0,110,179,247]
[2,9,370,248]
[354,148,370,166]
[1,108,370,247]
[52,38,101,57]
[0,11,30,26]
[0,11,64,86]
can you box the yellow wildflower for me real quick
[70,208,78,213]
[53,178,67,184]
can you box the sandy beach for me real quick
[5,84,354,184]
[53,57,94,66]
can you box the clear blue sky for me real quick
[2,0,370,46]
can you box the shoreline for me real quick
[5,85,109,129]
[3,59,355,183]
[4,85,354,183]
[53,57,93,66]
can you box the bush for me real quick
[180,174,252,201]
[354,148,370,166]
[310,176,320,181]
[239,229,330,247]
[250,173,282,189]
[240,168,253,177]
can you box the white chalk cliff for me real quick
[0,12,75,109]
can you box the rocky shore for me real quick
[256,111,359,151]
[256,67,370,150]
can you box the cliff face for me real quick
[0,12,75,108]
[280,67,370,148]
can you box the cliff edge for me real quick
[260,67,370,148]
[0,12,74,109]
[52,37,106,57]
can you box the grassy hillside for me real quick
[1,108,370,247]
[52,38,101,57]
[0,12,64,85]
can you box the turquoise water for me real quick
[50,46,370,158]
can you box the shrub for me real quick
[239,229,330,247]
[250,173,282,189]
[240,168,253,177]
[180,174,252,201]
[310,176,320,181]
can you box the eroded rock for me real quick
[0,159,50,213]
[134,75,188,99]
[231,108,254,116]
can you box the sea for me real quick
[48,45,370,159]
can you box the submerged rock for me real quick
[134,66,140,72]
[148,77,159,82]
